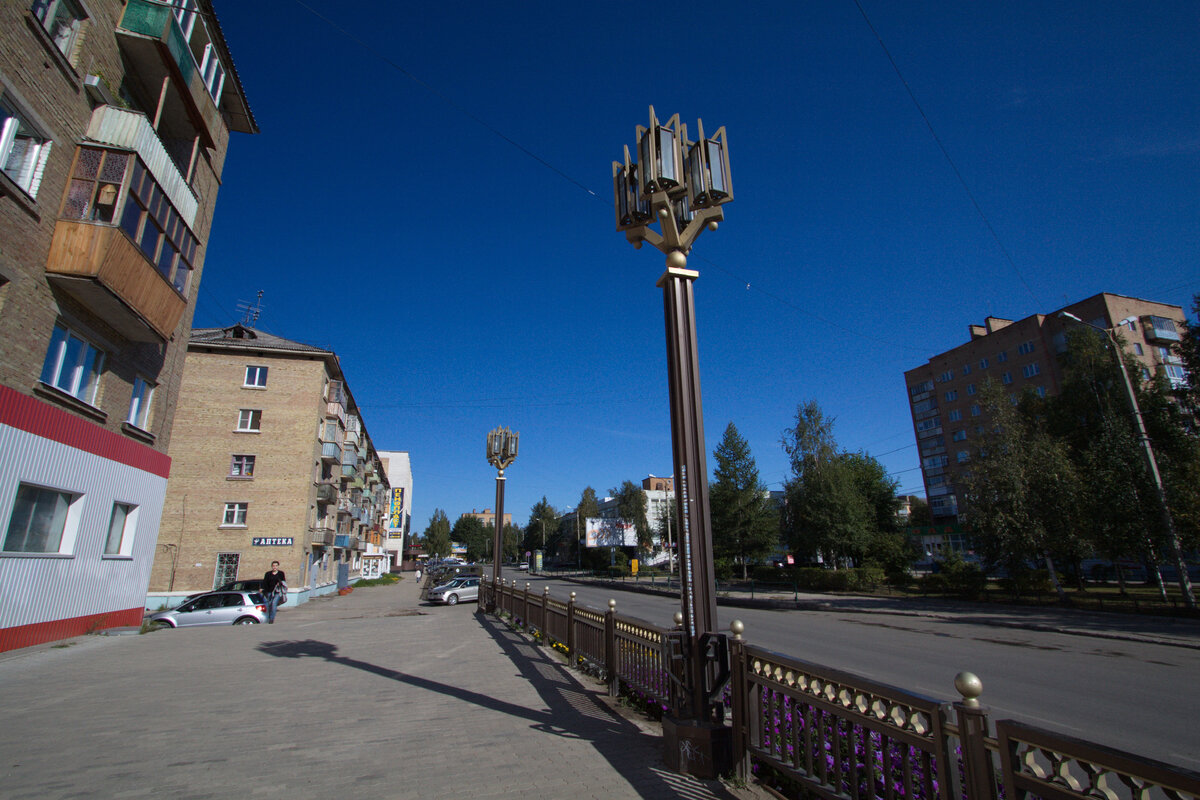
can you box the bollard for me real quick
[605,598,617,697]
[729,619,748,782]
[954,672,995,800]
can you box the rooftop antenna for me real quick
[235,290,264,326]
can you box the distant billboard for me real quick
[586,518,636,548]
[389,488,405,530]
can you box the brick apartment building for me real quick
[0,0,255,650]
[147,325,392,607]
[904,293,1188,523]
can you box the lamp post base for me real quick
[662,716,733,778]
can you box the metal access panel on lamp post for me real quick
[486,427,518,611]
[613,106,734,778]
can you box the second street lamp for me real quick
[485,426,518,611]
[613,106,734,777]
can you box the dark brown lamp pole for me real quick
[613,106,734,776]
[486,426,518,612]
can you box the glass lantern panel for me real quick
[658,127,677,186]
[707,140,728,196]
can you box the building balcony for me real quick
[325,400,346,425]
[115,0,254,153]
[320,441,341,461]
[1142,316,1181,344]
[45,221,185,342]
[310,528,335,546]
[315,482,338,505]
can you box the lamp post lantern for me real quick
[1058,313,1195,610]
[486,426,519,611]
[613,106,734,777]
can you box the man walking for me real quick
[263,561,286,624]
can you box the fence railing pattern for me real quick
[478,579,1200,800]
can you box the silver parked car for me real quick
[427,576,480,605]
[149,591,267,628]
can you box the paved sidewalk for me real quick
[0,578,760,800]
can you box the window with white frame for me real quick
[230,454,255,478]
[3,482,81,553]
[944,389,957,401]
[30,0,87,61]
[127,376,154,429]
[1022,363,1041,378]
[1018,340,1036,355]
[39,323,105,404]
[222,502,247,527]
[173,0,197,39]
[236,409,261,432]
[104,502,137,556]
[244,365,268,387]
[1,94,52,198]
[948,409,962,422]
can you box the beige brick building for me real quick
[904,292,1188,522]
[148,325,391,607]
[0,1,254,650]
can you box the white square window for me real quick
[0,94,52,198]
[31,0,87,61]
[39,323,105,405]
[236,409,262,432]
[104,502,138,556]
[244,365,268,387]
[222,502,247,527]
[230,454,255,477]
[127,376,154,429]
[4,482,82,554]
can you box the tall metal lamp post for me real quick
[486,426,519,611]
[613,106,734,776]
[1059,313,1195,610]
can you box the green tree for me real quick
[451,514,490,562]
[609,480,651,551]
[523,497,560,554]
[1175,293,1200,422]
[574,486,601,566]
[423,509,451,560]
[710,422,780,578]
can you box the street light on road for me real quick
[1058,312,1195,610]
[613,106,733,776]
[486,426,519,611]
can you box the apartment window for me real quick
[214,552,239,588]
[916,417,940,432]
[1035,386,1047,398]
[961,364,971,376]
[1,95,52,199]
[1164,364,1186,386]
[127,376,154,430]
[948,409,962,422]
[230,455,256,478]
[244,365,268,387]
[108,155,197,296]
[1125,319,1138,332]
[1022,363,1041,378]
[3,483,80,554]
[970,404,982,417]
[200,44,226,103]
[966,384,976,395]
[1134,343,1144,355]
[1018,341,1036,355]
[956,451,970,463]
[1001,372,1013,385]
[997,351,1008,363]
[40,323,106,405]
[910,380,933,396]
[222,502,248,527]
[173,0,197,39]
[952,430,967,442]
[939,371,953,383]
[236,409,261,432]
[104,502,137,556]
[979,358,989,369]
[944,390,958,401]
[30,0,86,60]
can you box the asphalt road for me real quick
[527,575,1200,769]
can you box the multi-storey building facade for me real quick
[147,325,390,608]
[904,293,1187,522]
[378,449,412,571]
[0,1,254,650]
[461,508,513,529]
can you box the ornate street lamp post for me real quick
[486,426,519,611]
[613,106,733,776]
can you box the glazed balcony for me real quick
[115,0,254,151]
[315,482,338,505]
[320,441,341,462]
[45,222,185,342]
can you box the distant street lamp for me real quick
[486,426,519,611]
[613,106,733,776]
[1059,312,1195,610]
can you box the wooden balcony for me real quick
[45,221,185,342]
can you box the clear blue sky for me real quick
[197,1,1199,532]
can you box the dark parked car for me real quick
[149,591,267,628]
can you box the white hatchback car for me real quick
[148,591,267,628]
[427,576,480,605]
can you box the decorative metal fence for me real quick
[479,579,1200,800]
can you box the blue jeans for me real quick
[265,593,281,622]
